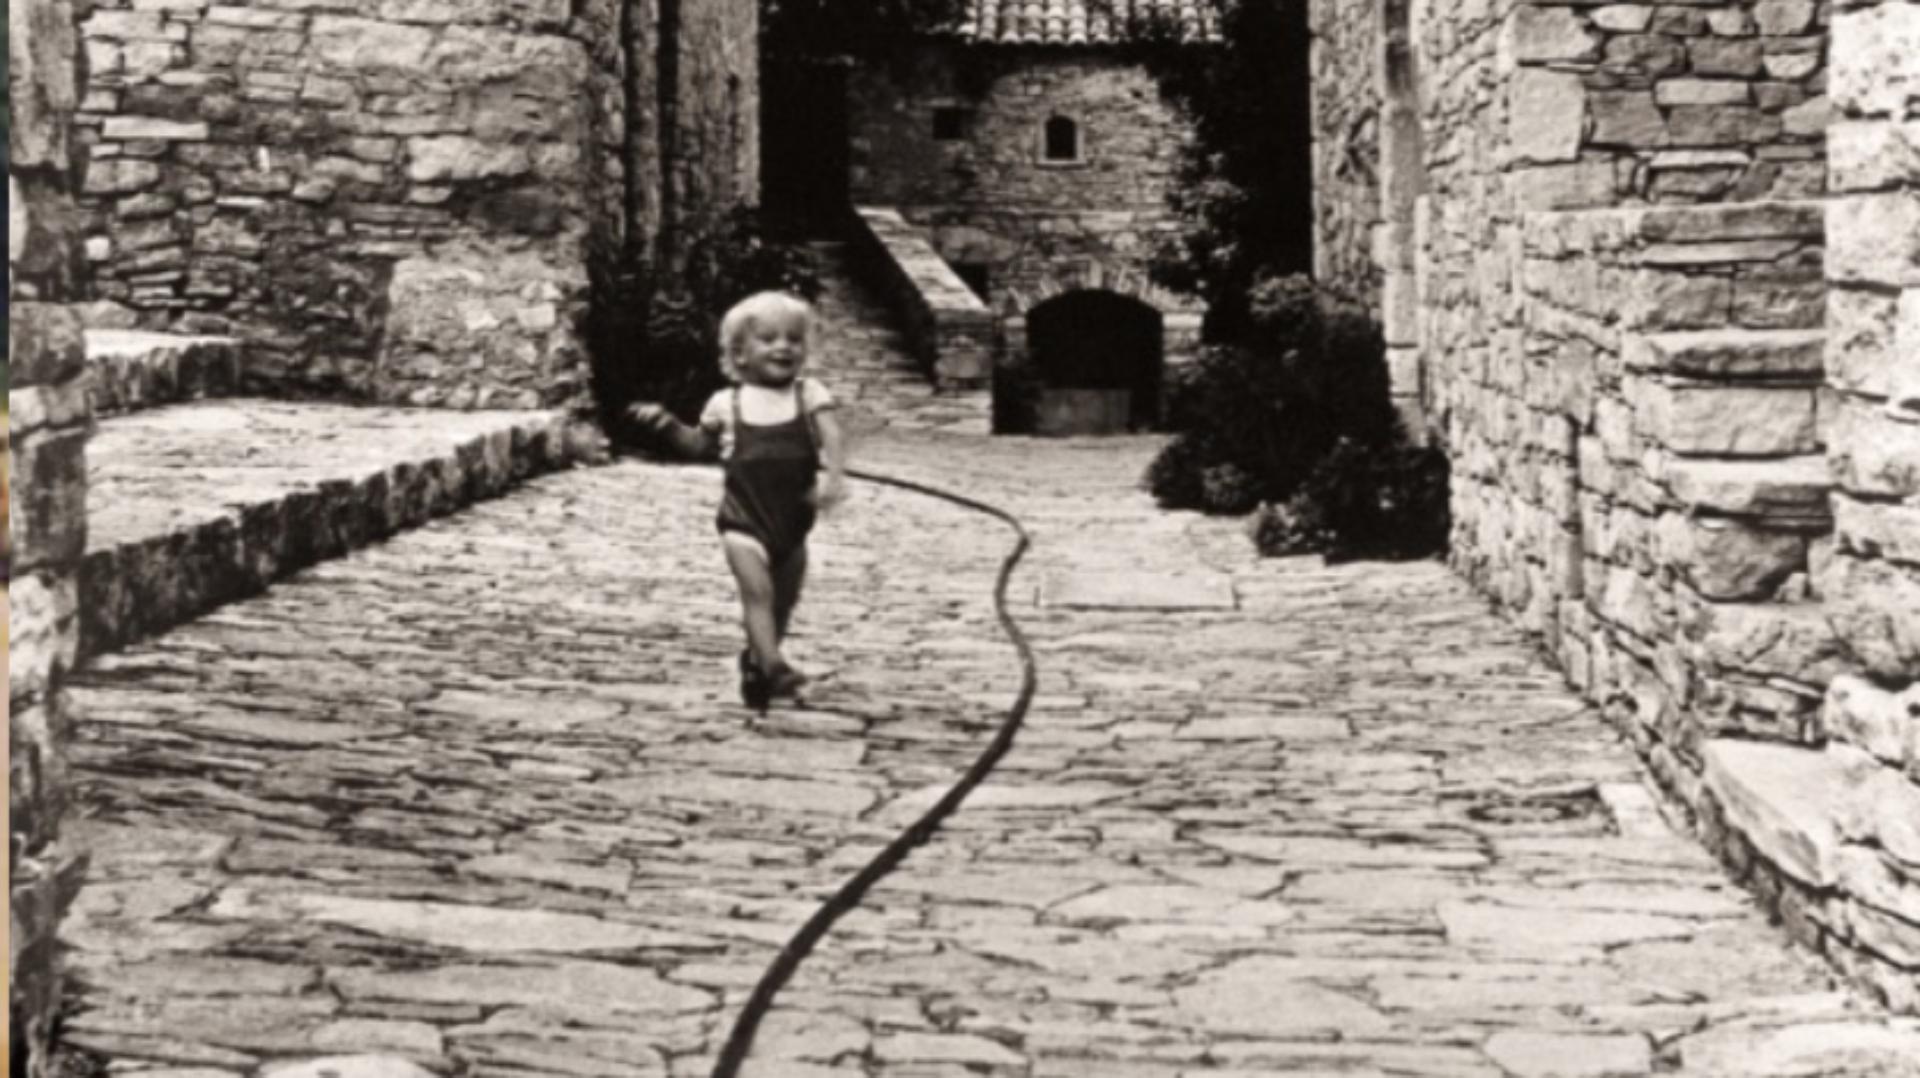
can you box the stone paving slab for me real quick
[59,429,1920,1078]
[1039,569,1237,610]
[80,398,580,659]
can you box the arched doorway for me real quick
[1026,290,1164,435]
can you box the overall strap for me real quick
[795,381,818,451]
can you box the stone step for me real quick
[86,329,247,416]
[80,398,583,659]
[1655,454,1834,519]
[1626,329,1828,382]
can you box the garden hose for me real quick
[708,465,1039,1078]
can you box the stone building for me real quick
[1313,0,1920,1009]
[843,0,1214,431]
[73,0,757,409]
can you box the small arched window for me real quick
[1043,116,1081,163]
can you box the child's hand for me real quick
[812,473,848,512]
[626,402,670,429]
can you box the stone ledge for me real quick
[850,206,996,388]
[1703,738,1870,889]
[1658,455,1834,518]
[78,400,584,659]
[85,329,245,416]
[1625,329,1828,382]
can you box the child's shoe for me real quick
[764,663,809,700]
[739,650,771,713]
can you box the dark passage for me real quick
[1028,290,1164,433]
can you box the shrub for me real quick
[1143,273,1398,512]
[1302,437,1452,561]
[1250,492,1327,557]
[587,207,820,444]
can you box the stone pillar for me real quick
[1820,0,1920,1010]
[10,0,95,1071]
[1378,0,1427,440]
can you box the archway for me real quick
[1026,290,1163,435]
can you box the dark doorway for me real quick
[1027,290,1163,434]
[762,60,850,237]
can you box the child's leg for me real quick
[772,543,808,643]
[721,532,784,674]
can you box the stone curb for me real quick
[78,405,585,661]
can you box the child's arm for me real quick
[812,406,849,510]
[628,402,721,461]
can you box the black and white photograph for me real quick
[8,0,1920,1074]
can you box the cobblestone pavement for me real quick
[63,421,1920,1078]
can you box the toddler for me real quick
[628,291,848,711]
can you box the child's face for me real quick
[736,312,809,387]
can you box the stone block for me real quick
[1507,6,1602,62]
[1835,495,1920,566]
[1830,121,1920,196]
[1510,69,1587,165]
[1840,758,1920,869]
[1703,738,1866,887]
[1827,393,1920,498]
[1682,594,1848,683]
[1827,286,1899,398]
[1661,454,1831,515]
[1626,328,1825,380]
[1829,191,1920,287]
[1590,91,1668,147]
[1667,104,1781,146]
[1831,3,1920,116]
[1638,200,1824,242]
[1632,378,1818,456]
[1657,512,1809,599]
[11,427,92,573]
[1687,39,1766,78]
[1818,554,1920,682]
[1666,78,1758,107]
[1592,4,1655,32]
[1755,0,1817,35]
[1605,33,1688,76]
[99,116,208,141]
[1825,675,1919,768]
[1621,269,1732,331]
[311,16,437,71]
[8,572,82,704]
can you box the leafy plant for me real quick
[586,207,820,442]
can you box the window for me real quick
[932,106,968,141]
[1043,116,1081,162]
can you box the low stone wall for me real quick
[10,1,94,1070]
[84,330,243,415]
[850,206,995,388]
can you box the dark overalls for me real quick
[715,384,819,567]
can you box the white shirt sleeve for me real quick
[802,378,837,413]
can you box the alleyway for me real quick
[61,411,1920,1076]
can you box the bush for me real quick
[1143,273,1397,512]
[586,207,820,442]
[1249,492,1327,557]
[1301,437,1452,561]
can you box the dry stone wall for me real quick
[1314,0,1917,1008]
[1814,0,1920,1006]
[10,1,95,1072]
[848,44,1194,321]
[74,0,759,410]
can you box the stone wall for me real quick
[1814,0,1920,1007]
[10,1,96,1072]
[848,43,1195,322]
[1309,0,1382,310]
[75,0,761,409]
[669,0,757,256]
[1312,0,1918,1008]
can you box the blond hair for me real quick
[718,291,818,382]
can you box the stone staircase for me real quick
[77,331,584,659]
[805,240,992,438]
